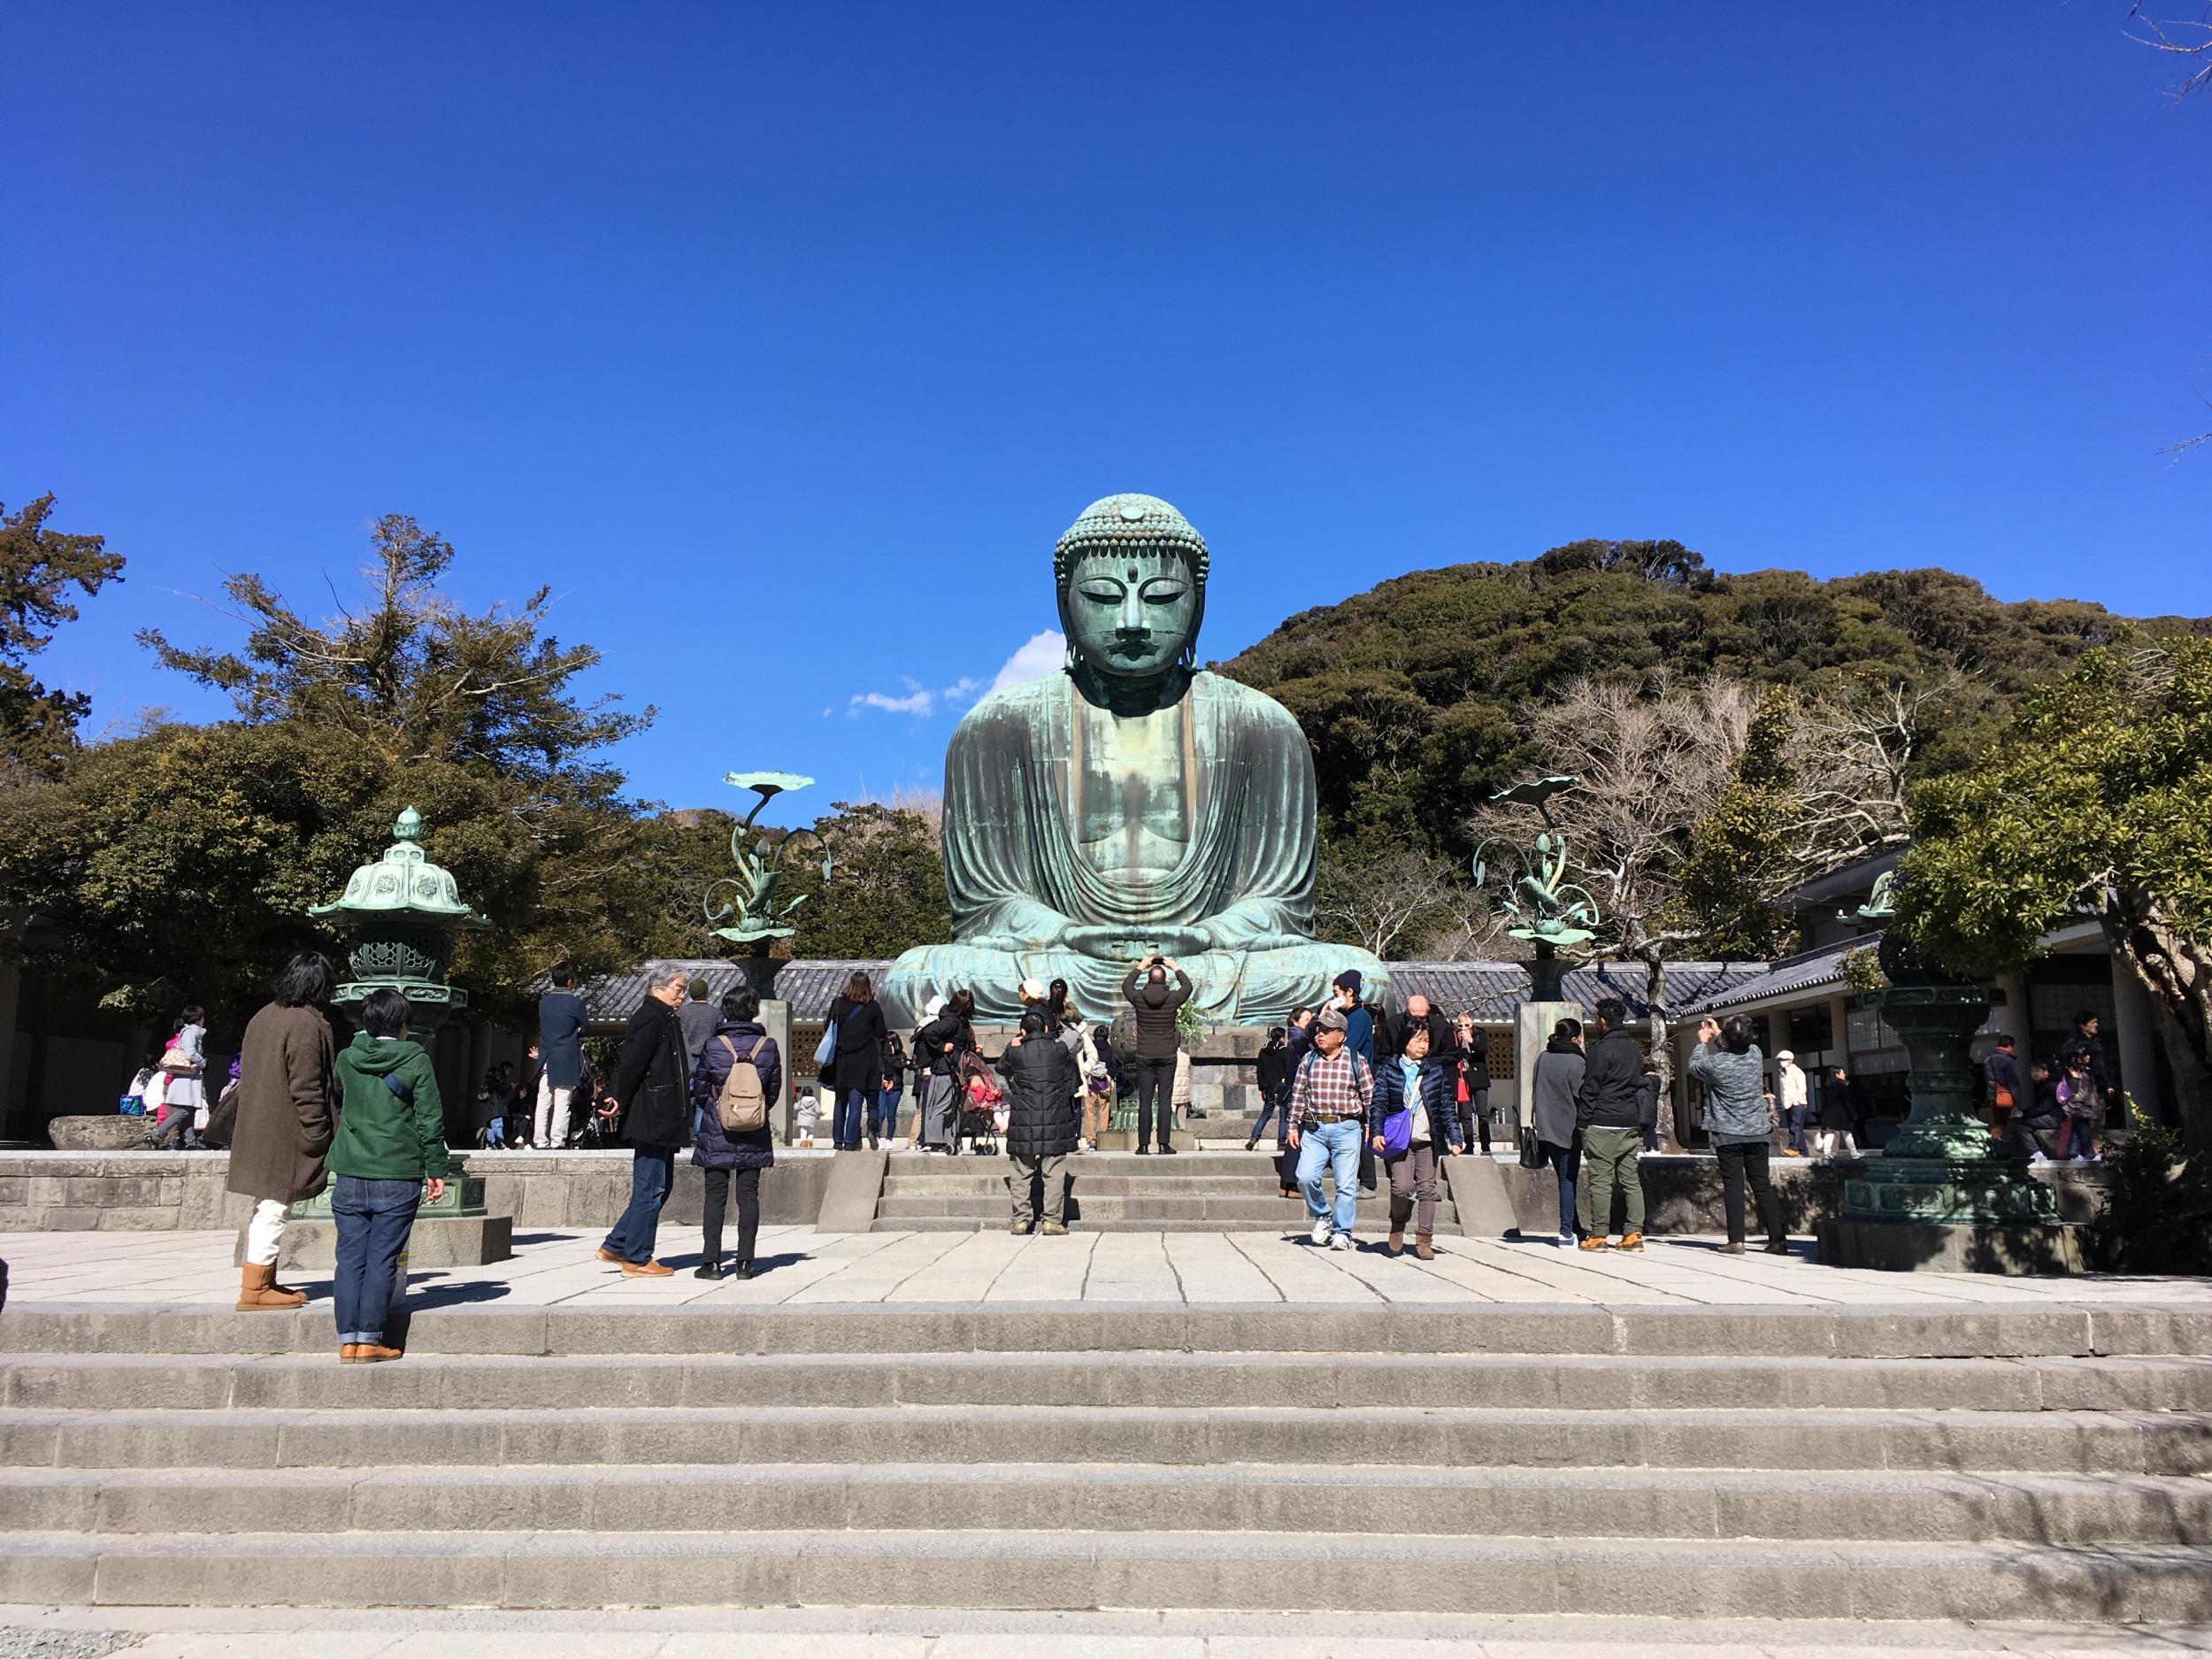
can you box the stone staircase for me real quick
[2,1302,2210,1616]
[873,1148,1463,1233]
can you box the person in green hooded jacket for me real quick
[328,987,451,1363]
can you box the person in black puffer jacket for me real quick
[1001,1010,1081,1234]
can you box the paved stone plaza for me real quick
[4,1606,2212,1659]
[8,1225,2212,1310]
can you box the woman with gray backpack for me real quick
[689,987,781,1280]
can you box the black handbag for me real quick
[1518,1125,1545,1170]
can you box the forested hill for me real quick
[1216,538,2208,864]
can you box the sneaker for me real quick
[1310,1217,1333,1246]
[1783,1148,1805,1158]
[2028,1153,2051,1166]
[2068,1155,2090,1166]
[1555,1231,1575,1248]
[1328,1233,1354,1251]
[1041,1221,1069,1236]
[2087,1153,2105,1166]
[1010,1220,1032,1235]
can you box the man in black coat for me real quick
[1574,998,1649,1251]
[597,967,692,1275]
[1002,1010,1082,1235]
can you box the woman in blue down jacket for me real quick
[1368,1022,1463,1261]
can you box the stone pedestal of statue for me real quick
[1515,999,1584,1133]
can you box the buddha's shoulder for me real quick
[1193,671,1301,733]
[951,672,1068,739]
[949,670,1298,734]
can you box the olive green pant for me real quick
[1578,1126,1646,1239]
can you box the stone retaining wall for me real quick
[0,1151,838,1233]
[0,1149,2109,1237]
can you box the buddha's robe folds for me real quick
[881,670,1386,1025]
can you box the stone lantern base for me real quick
[259,1172,514,1268]
[1819,983,2080,1276]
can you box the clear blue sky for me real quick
[7,4,2205,824]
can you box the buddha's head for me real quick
[1055,494,1208,684]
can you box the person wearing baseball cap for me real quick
[1286,1004,1374,1250]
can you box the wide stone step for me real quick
[880,1175,1293,1196]
[6,1462,2208,1545]
[874,1194,1450,1222]
[13,1349,2210,1413]
[7,1303,2205,1359]
[3,1528,2207,1617]
[889,1153,1271,1177]
[6,1403,2206,1473]
[877,1215,1425,1233]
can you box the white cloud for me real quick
[988,630,1065,694]
[849,677,934,718]
[844,637,1063,721]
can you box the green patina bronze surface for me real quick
[308,807,487,1038]
[707,772,830,997]
[294,808,491,1223]
[1839,984,2062,1229]
[1473,775,1601,1005]
[882,493,1385,1025]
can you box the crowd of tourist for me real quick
[177,947,2124,1363]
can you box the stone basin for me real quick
[44,1116,148,1152]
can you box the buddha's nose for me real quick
[1119,585,1147,633]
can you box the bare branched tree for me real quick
[2128,1,2212,99]
[1474,673,1760,1081]
[1316,849,1497,961]
[1779,673,1952,870]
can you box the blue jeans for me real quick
[331,1175,422,1346]
[1295,1119,1363,1237]
[1540,1138,1581,1240]
[833,1088,869,1148]
[602,1144,677,1265]
[872,1088,900,1141]
[1786,1103,1809,1155]
[1249,1087,1286,1142]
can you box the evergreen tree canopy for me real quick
[0,494,125,777]
[1219,541,2204,868]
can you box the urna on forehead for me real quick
[1053,492,1210,591]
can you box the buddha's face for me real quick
[1064,549,1200,680]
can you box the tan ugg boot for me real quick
[236,1262,307,1311]
[1387,1227,1405,1256]
[1415,1235,1435,1261]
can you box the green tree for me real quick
[1897,641,2212,1148]
[1220,540,2195,870]
[779,803,951,961]
[138,512,646,781]
[1679,688,1803,956]
[0,494,125,776]
[0,515,731,1026]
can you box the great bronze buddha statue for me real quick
[880,493,1386,1025]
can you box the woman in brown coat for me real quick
[227,952,339,1310]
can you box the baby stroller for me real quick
[953,1053,1004,1156]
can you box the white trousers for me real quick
[244,1199,287,1267]
[535,1079,575,1149]
[1813,1129,1861,1161]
